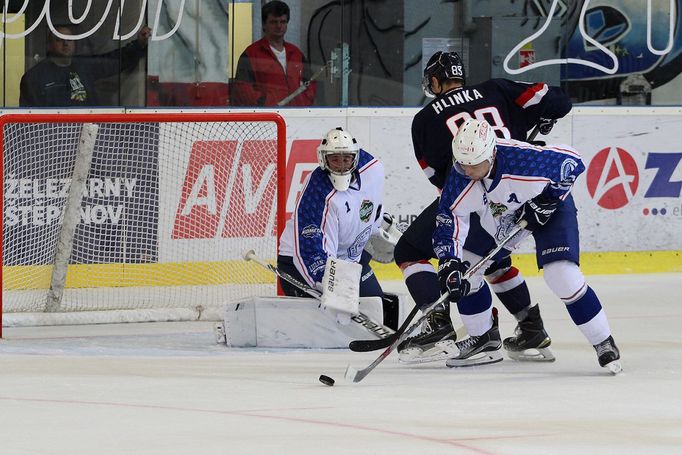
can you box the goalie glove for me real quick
[364,213,407,263]
[515,193,561,231]
[538,117,557,135]
[437,258,471,303]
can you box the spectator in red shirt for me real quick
[230,1,316,106]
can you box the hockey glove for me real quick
[538,118,557,135]
[437,258,471,303]
[515,193,561,231]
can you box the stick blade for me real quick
[344,364,360,383]
[243,249,256,261]
[348,337,392,352]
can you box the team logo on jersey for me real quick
[348,225,373,258]
[495,217,520,244]
[560,158,579,184]
[433,244,452,258]
[359,200,374,222]
[435,213,453,227]
[301,224,323,238]
[489,201,508,217]
[310,256,326,276]
[586,147,639,209]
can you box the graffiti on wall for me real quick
[0,0,185,42]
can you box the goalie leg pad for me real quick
[223,296,382,348]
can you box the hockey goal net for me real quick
[1,112,285,336]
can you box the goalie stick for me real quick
[344,220,527,383]
[243,250,395,339]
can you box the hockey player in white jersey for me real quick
[278,128,399,328]
[433,119,621,373]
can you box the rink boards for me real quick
[2,107,681,293]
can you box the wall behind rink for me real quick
[277,106,682,275]
[279,107,682,248]
[3,106,682,276]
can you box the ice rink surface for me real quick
[1,274,681,455]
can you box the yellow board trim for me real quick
[3,251,680,290]
[2,261,274,290]
[371,250,682,279]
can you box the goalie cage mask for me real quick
[422,51,466,98]
[317,127,360,191]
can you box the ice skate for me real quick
[398,308,458,364]
[503,304,555,362]
[445,308,502,367]
[594,335,622,374]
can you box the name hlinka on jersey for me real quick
[431,89,484,114]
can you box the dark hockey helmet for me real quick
[422,51,466,97]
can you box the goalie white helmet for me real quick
[317,127,360,191]
[452,118,496,166]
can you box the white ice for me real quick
[1,274,681,455]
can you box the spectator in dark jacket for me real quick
[230,1,316,106]
[20,24,151,107]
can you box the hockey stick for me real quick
[349,306,419,352]
[243,250,395,339]
[276,65,327,106]
[344,220,527,383]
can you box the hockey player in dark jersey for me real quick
[433,118,621,373]
[396,51,572,364]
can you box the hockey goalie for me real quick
[218,127,408,348]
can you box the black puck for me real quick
[319,374,335,386]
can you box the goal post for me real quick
[1,112,286,337]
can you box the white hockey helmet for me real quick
[452,118,496,166]
[317,127,360,191]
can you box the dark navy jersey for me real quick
[411,78,572,190]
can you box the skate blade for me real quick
[604,360,623,375]
[445,350,503,368]
[398,340,457,365]
[506,347,555,362]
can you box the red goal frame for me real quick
[0,112,287,338]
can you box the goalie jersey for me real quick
[412,78,572,191]
[433,139,585,261]
[279,149,384,286]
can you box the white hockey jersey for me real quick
[433,139,585,260]
[278,149,384,286]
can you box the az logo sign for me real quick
[586,146,682,210]
[586,147,639,209]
